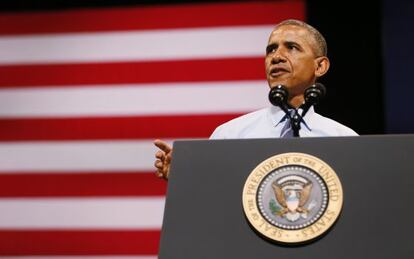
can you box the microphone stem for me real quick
[300,103,311,118]
[291,109,301,137]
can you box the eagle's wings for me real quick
[299,182,313,207]
[272,182,287,208]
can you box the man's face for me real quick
[265,25,320,97]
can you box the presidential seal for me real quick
[242,152,343,244]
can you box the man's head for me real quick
[265,19,330,107]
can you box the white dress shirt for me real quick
[210,106,358,139]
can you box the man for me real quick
[154,19,357,180]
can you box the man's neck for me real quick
[288,95,304,108]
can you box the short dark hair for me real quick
[274,19,328,57]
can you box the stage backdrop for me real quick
[383,0,414,133]
[0,1,304,257]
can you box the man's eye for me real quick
[287,44,298,50]
[266,45,277,55]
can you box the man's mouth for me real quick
[269,67,289,77]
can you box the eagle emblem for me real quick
[243,153,343,243]
[271,175,316,222]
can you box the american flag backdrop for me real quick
[0,1,304,257]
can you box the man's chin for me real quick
[267,82,306,96]
[267,80,289,88]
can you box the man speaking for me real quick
[154,19,357,179]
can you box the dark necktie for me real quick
[280,111,295,138]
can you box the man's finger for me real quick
[155,150,165,160]
[154,160,163,169]
[156,171,166,179]
[165,153,172,163]
[154,139,172,153]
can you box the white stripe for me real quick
[0,81,268,118]
[0,139,174,172]
[0,198,164,229]
[0,257,156,259]
[0,25,272,65]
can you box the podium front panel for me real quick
[159,135,414,259]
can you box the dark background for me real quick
[0,0,411,135]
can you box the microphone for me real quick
[268,85,290,114]
[301,83,326,117]
[268,85,300,137]
[268,83,327,138]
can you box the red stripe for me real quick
[0,1,305,35]
[0,113,243,141]
[0,230,159,255]
[0,172,166,197]
[0,57,264,87]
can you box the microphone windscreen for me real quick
[314,82,326,98]
[304,83,326,104]
[268,85,289,107]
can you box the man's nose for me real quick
[271,50,286,64]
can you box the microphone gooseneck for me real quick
[268,84,290,114]
[301,83,326,118]
[268,83,327,138]
[268,85,300,137]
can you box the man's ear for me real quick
[314,56,330,78]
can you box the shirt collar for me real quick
[269,105,288,127]
[268,105,315,131]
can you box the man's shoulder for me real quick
[221,107,268,126]
[311,112,358,136]
[209,107,269,139]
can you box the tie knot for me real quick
[279,109,302,138]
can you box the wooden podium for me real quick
[158,135,414,258]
